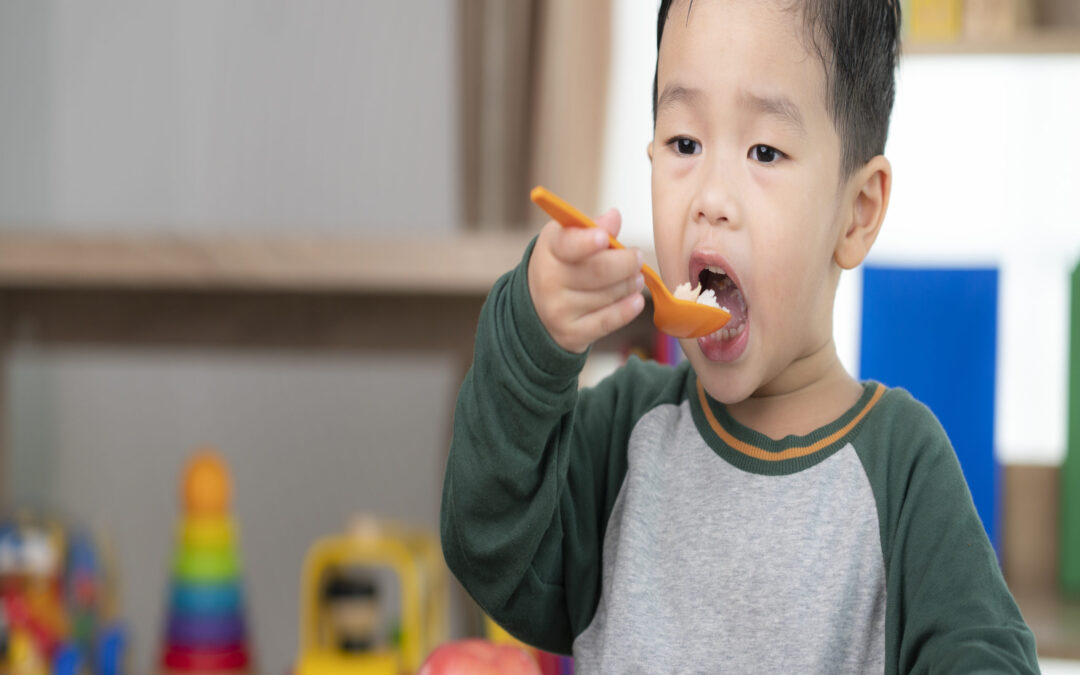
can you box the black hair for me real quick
[652,0,902,176]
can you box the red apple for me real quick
[419,639,541,675]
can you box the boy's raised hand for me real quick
[528,208,646,354]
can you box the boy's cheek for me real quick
[651,185,691,229]
[651,239,683,286]
[653,159,695,185]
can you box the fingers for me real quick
[546,221,610,264]
[529,209,645,353]
[564,272,644,312]
[545,221,642,283]
[593,207,623,239]
[543,288,645,354]
[576,290,645,341]
[565,248,643,291]
[546,273,645,351]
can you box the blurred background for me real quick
[0,0,1077,673]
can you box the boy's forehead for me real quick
[657,0,829,120]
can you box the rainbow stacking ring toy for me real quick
[159,450,252,675]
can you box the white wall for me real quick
[0,0,458,233]
[599,0,658,251]
[599,1,1080,467]
[0,1,461,672]
[871,54,1080,466]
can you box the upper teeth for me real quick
[705,266,727,277]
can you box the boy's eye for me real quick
[668,137,701,156]
[750,144,783,164]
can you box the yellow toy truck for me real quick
[294,517,446,675]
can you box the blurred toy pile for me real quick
[0,513,126,674]
[0,450,578,675]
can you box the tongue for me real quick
[705,277,747,328]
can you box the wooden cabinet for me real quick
[0,232,534,484]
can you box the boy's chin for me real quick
[686,354,758,405]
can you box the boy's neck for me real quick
[724,339,863,441]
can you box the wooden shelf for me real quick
[0,232,535,296]
[1001,462,1080,660]
[1011,585,1080,660]
[904,27,1080,54]
[0,230,540,381]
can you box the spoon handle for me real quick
[531,185,671,286]
[530,186,624,250]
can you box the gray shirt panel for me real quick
[572,400,886,674]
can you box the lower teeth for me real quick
[712,322,745,341]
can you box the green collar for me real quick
[689,377,885,476]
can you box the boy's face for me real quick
[651,0,851,404]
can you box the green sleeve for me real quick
[855,390,1039,673]
[439,239,681,654]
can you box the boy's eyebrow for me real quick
[656,83,704,113]
[739,90,807,135]
[656,84,807,136]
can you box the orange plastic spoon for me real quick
[530,186,730,339]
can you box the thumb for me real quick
[593,207,622,239]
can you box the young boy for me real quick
[441,0,1039,671]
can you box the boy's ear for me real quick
[647,141,654,162]
[835,155,891,270]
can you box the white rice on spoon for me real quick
[673,282,726,311]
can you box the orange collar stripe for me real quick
[696,382,885,461]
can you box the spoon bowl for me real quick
[530,186,730,339]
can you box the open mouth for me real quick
[691,257,748,342]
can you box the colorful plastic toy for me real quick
[158,450,253,675]
[0,511,128,674]
[294,516,447,675]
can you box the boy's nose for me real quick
[692,160,739,228]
